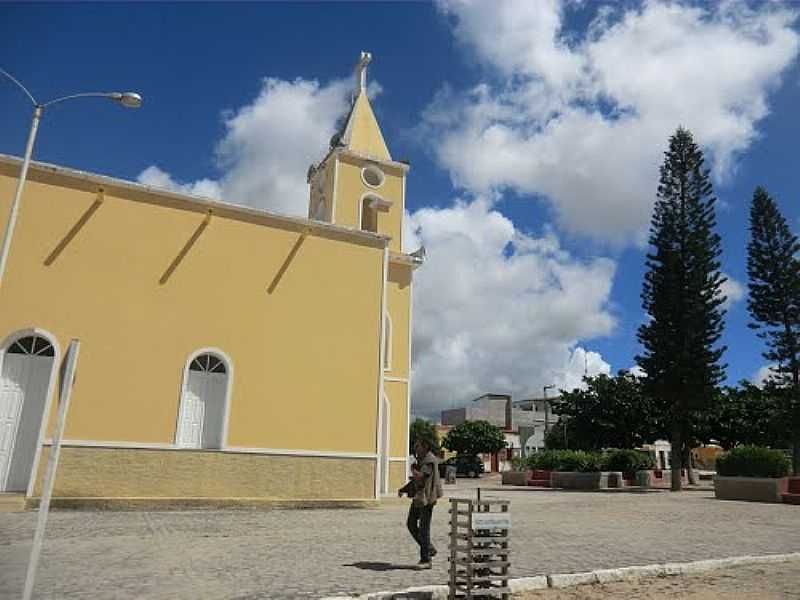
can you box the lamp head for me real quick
[110,92,142,108]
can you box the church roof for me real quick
[340,92,391,161]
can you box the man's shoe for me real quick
[429,546,438,557]
[417,561,432,570]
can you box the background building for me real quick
[441,393,545,472]
[513,396,561,453]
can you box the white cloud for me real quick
[752,363,778,387]
[408,197,615,418]
[137,77,352,216]
[627,364,647,378]
[427,0,800,244]
[719,273,745,310]
[137,165,222,199]
[555,347,612,393]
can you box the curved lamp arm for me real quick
[0,67,142,290]
[0,67,37,106]
[43,91,142,109]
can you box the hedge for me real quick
[603,449,655,473]
[526,450,604,472]
[715,446,790,478]
[523,449,656,473]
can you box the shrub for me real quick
[604,449,655,473]
[526,450,563,471]
[510,457,527,471]
[557,450,603,472]
[716,446,790,478]
[527,450,606,472]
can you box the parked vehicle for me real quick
[438,454,484,478]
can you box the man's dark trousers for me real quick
[407,503,436,561]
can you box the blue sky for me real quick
[2,2,799,417]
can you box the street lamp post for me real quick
[543,384,555,435]
[0,67,142,289]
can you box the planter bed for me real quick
[606,472,626,488]
[782,477,800,505]
[551,471,609,490]
[501,470,528,486]
[714,475,788,503]
[528,469,553,487]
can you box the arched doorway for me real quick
[175,351,231,449]
[0,334,56,492]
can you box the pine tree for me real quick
[637,127,727,491]
[746,186,800,472]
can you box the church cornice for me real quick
[0,153,391,249]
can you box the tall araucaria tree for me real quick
[746,186,800,473]
[637,127,727,491]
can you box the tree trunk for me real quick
[671,427,683,491]
[686,447,698,485]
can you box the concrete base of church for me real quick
[25,497,378,511]
[389,460,407,491]
[31,446,378,504]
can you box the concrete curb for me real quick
[320,552,800,599]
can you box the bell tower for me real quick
[307,52,408,254]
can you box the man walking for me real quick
[401,437,442,569]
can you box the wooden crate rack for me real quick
[448,497,510,600]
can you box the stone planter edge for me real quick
[713,475,789,503]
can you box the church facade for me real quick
[0,53,416,507]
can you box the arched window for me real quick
[383,313,392,371]
[1,331,57,492]
[189,354,226,374]
[313,196,327,221]
[7,336,55,357]
[176,350,231,450]
[360,193,392,234]
[361,197,378,233]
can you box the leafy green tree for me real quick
[409,418,440,455]
[707,382,790,450]
[442,420,506,457]
[543,418,581,450]
[637,127,727,491]
[549,371,661,450]
[746,186,800,472]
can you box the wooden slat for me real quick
[456,533,508,542]
[449,545,511,556]
[453,573,509,581]
[451,584,509,592]
[454,559,510,568]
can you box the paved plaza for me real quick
[1,477,800,599]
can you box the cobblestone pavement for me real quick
[516,560,800,599]
[1,477,799,599]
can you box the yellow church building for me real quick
[0,53,418,508]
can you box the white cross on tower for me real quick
[355,51,372,95]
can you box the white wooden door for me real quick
[0,353,52,491]
[0,354,26,490]
[177,373,206,448]
[201,372,227,449]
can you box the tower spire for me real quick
[355,51,371,95]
